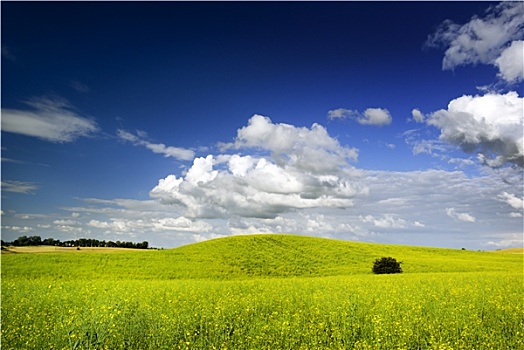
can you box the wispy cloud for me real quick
[1,225,33,233]
[498,191,524,210]
[117,129,195,161]
[1,45,16,61]
[445,207,476,223]
[69,80,90,93]
[1,97,99,142]
[1,180,39,194]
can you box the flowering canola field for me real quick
[2,235,523,349]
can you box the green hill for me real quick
[2,234,522,280]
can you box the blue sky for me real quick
[2,2,523,249]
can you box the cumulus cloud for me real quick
[417,3,524,167]
[411,109,425,123]
[359,108,392,126]
[445,207,476,222]
[117,129,195,161]
[151,115,366,219]
[427,1,524,82]
[230,114,359,171]
[327,108,392,126]
[494,40,524,83]
[1,180,39,194]
[427,92,523,167]
[1,97,99,142]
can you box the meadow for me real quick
[2,234,523,349]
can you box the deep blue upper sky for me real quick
[2,2,522,249]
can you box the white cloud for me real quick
[498,191,524,210]
[427,92,523,167]
[1,225,33,233]
[88,216,211,234]
[355,168,523,245]
[327,108,359,120]
[151,115,365,219]
[1,97,99,142]
[411,108,425,123]
[486,233,524,248]
[151,155,363,219]
[494,40,524,83]
[359,214,418,229]
[448,157,475,168]
[117,129,195,161]
[230,114,359,171]
[1,180,38,194]
[228,154,256,177]
[147,118,522,248]
[427,1,524,82]
[53,219,80,226]
[384,143,396,150]
[359,108,392,126]
[327,107,392,126]
[3,164,522,249]
[445,207,476,223]
[410,139,450,157]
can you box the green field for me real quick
[2,234,523,349]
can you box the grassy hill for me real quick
[2,234,522,280]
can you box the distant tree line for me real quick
[2,235,149,249]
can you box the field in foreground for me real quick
[2,234,523,349]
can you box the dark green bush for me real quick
[372,257,402,274]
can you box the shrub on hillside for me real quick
[372,257,402,274]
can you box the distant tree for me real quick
[42,238,60,246]
[13,235,42,246]
[372,257,402,274]
[12,235,29,246]
[9,235,149,250]
[28,236,42,246]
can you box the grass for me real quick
[2,234,522,280]
[2,234,523,349]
